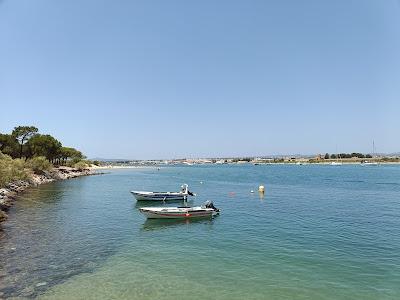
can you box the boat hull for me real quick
[361,162,378,166]
[131,191,187,201]
[139,207,218,219]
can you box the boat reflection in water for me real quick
[141,217,216,232]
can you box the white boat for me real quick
[131,184,195,201]
[361,161,378,166]
[139,201,220,219]
[361,141,379,166]
[331,146,343,165]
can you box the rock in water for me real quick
[0,210,8,222]
[36,282,47,287]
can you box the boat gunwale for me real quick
[139,208,217,219]
[131,191,186,196]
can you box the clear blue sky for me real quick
[1,0,399,159]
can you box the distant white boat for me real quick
[361,161,378,166]
[361,141,379,166]
[139,201,220,219]
[331,146,343,166]
[131,184,195,201]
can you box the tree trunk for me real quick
[19,137,26,158]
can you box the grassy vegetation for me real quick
[73,161,89,171]
[0,152,29,188]
[0,151,93,188]
[24,156,53,175]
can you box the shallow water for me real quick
[1,165,400,299]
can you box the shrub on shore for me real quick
[25,156,53,175]
[73,161,88,171]
[0,151,29,188]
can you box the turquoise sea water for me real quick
[0,164,399,299]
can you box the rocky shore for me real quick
[0,167,96,223]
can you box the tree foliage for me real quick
[26,134,62,162]
[1,126,85,166]
[12,126,38,158]
[59,147,83,164]
[0,133,19,158]
[350,153,365,158]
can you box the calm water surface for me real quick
[0,165,399,299]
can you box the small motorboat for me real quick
[131,184,195,201]
[139,201,220,219]
[361,161,379,166]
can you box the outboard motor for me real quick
[204,200,220,212]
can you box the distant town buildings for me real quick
[99,153,400,166]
